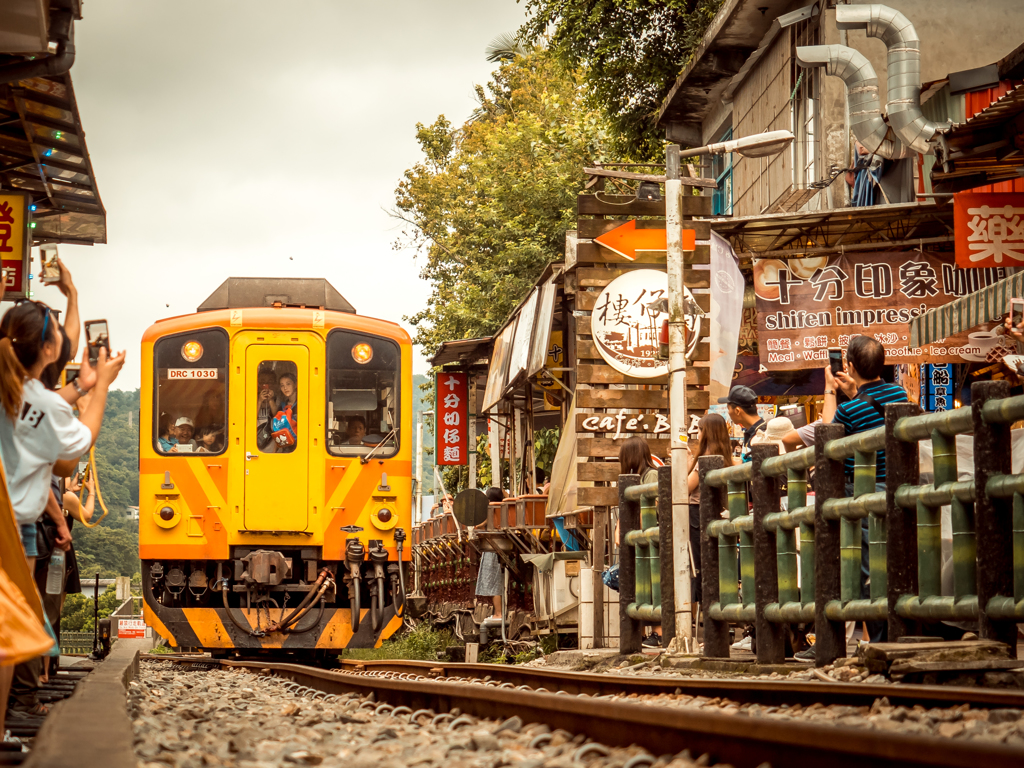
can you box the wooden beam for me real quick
[579,462,622,482]
[577,436,671,458]
[576,363,710,386]
[576,386,709,411]
[577,266,711,289]
[578,486,622,507]
[576,339,709,361]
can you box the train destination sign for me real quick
[753,251,1012,371]
[167,369,218,379]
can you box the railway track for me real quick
[145,654,1024,768]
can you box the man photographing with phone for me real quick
[822,335,908,645]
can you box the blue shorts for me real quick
[20,523,39,558]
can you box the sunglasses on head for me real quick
[11,299,55,342]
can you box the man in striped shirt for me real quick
[823,335,908,644]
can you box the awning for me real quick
[909,270,1024,347]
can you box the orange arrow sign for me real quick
[594,220,696,261]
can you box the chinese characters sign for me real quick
[592,269,700,378]
[0,192,30,300]
[954,192,1024,268]
[436,372,468,466]
[921,363,953,412]
[754,251,1007,371]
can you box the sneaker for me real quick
[794,646,815,661]
[642,634,662,648]
[730,635,752,651]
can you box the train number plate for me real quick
[168,369,218,379]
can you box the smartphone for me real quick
[64,363,80,387]
[40,245,60,285]
[85,320,110,364]
[1010,298,1024,328]
[828,348,844,376]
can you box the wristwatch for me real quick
[72,378,89,397]
[824,389,835,395]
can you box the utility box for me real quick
[523,551,587,632]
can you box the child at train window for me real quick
[158,413,178,453]
[195,424,224,453]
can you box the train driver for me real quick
[345,415,366,445]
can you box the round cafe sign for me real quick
[592,269,700,378]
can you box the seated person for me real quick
[158,413,178,453]
[257,370,279,424]
[195,424,224,453]
[345,415,367,445]
[175,417,198,452]
[535,466,550,495]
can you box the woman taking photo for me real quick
[686,413,734,608]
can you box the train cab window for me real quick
[153,329,228,455]
[256,360,299,454]
[326,330,399,458]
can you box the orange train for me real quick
[139,278,411,655]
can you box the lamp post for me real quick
[665,129,794,651]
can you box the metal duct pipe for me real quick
[796,44,909,159]
[0,11,76,86]
[836,4,946,154]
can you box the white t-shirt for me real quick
[0,379,92,525]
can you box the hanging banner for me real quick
[921,363,954,412]
[954,191,1024,268]
[709,232,745,391]
[753,251,1011,371]
[592,269,699,378]
[0,192,31,300]
[435,372,468,466]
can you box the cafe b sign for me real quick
[592,269,700,378]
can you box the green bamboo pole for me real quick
[641,494,660,609]
[1015,493,1024,603]
[731,479,755,608]
[855,449,886,600]
[778,468,804,606]
[931,429,976,601]
[719,481,744,608]
[916,499,941,599]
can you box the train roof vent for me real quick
[197,278,356,314]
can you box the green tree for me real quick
[518,0,725,156]
[72,389,140,579]
[60,588,121,632]
[394,48,620,358]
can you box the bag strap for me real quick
[855,390,887,419]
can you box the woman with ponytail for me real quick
[0,301,125,570]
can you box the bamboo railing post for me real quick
[733,480,755,612]
[814,422,847,666]
[781,468,804,607]
[699,455,729,657]
[972,380,1017,647]
[1014,492,1024,605]
[618,473,642,654]
[751,444,784,663]
[657,465,676,646]
[885,402,921,642]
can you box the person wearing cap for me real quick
[718,385,765,463]
[175,416,197,451]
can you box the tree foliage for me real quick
[395,49,621,357]
[518,0,725,156]
[72,389,140,580]
[60,587,121,632]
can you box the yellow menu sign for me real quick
[0,192,30,299]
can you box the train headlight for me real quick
[351,343,373,364]
[154,502,180,529]
[371,506,397,531]
[181,340,203,362]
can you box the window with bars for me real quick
[790,20,818,190]
[712,127,733,215]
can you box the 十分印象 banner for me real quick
[753,251,1012,371]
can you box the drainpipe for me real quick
[796,44,909,159]
[835,4,947,154]
[0,11,76,86]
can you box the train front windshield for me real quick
[153,328,229,455]
[327,330,399,457]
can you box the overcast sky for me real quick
[30,0,528,389]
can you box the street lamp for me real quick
[679,129,795,159]
[664,129,793,653]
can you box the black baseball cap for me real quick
[718,385,757,408]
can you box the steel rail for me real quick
[150,655,1024,768]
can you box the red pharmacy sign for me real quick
[436,372,468,466]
